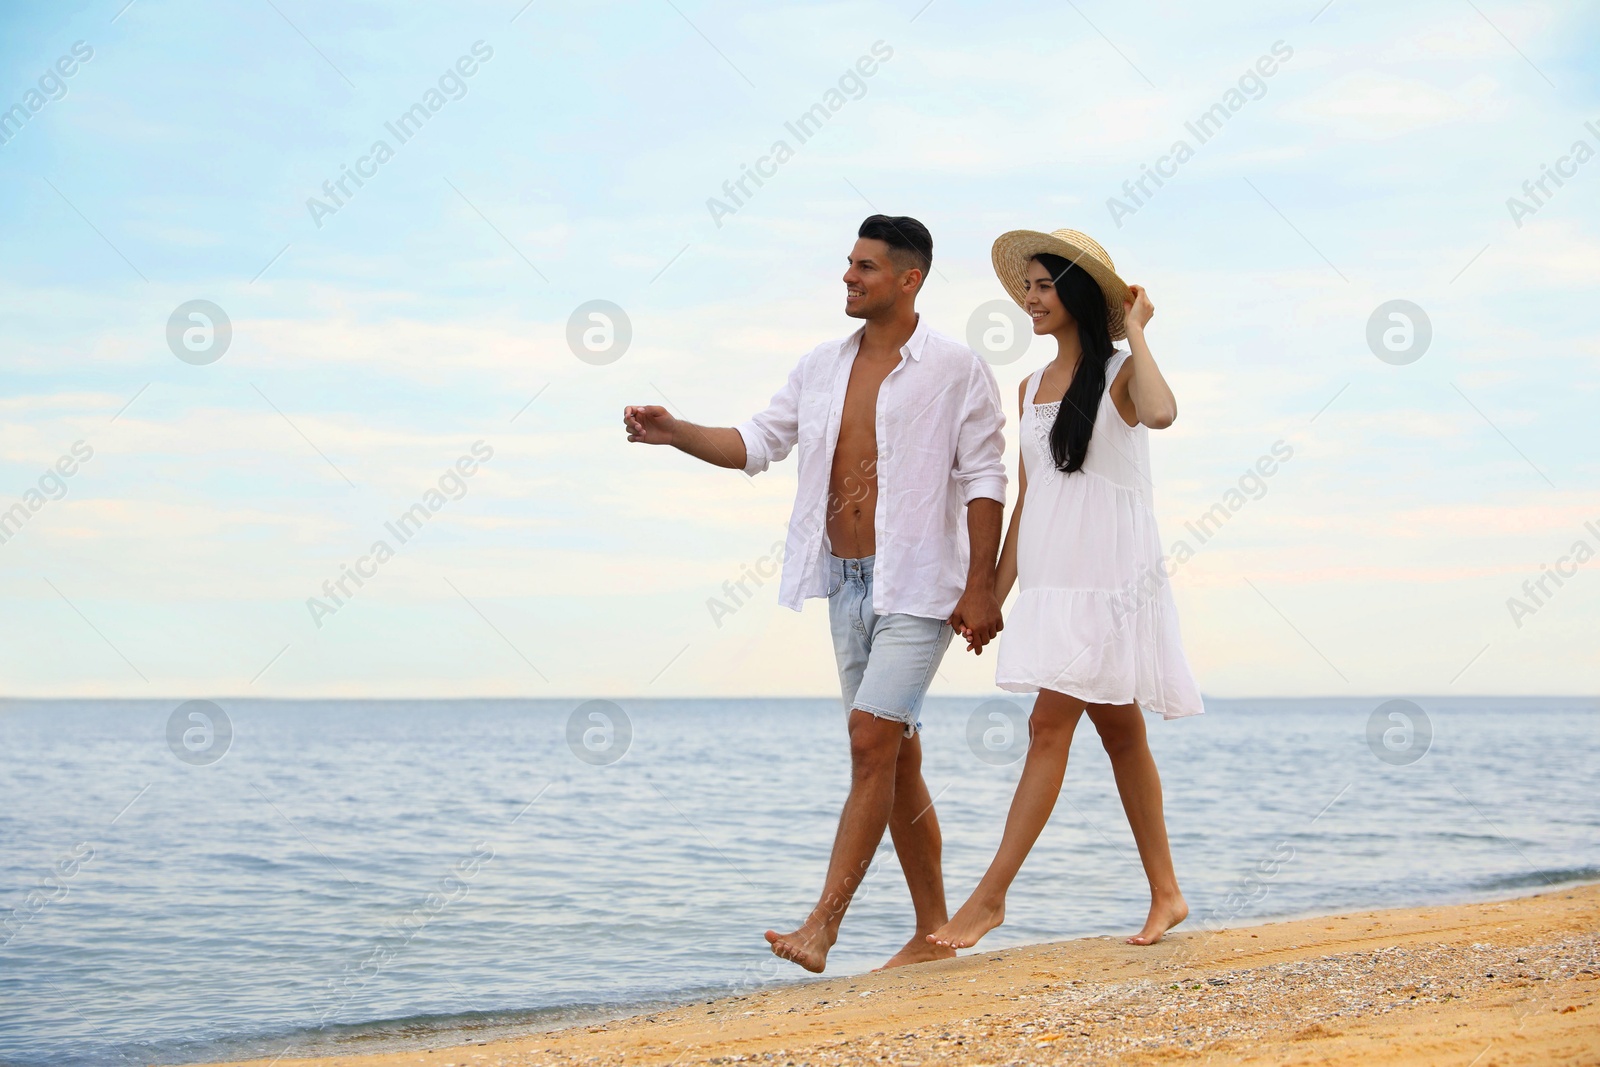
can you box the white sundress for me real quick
[994,350,1204,719]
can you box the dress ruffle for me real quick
[995,586,1203,719]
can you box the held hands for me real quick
[949,589,1003,655]
[623,405,677,445]
[1123,284,1155,335]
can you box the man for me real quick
[623,215,1007,972]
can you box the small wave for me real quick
[190,997,709,1066]
[1474,866,1600,892]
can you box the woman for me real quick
[931,228,1203,950]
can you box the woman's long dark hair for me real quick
[1034,253,1116,474]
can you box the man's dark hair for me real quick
[857,214,932,278]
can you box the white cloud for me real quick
[1280,70,1501,138]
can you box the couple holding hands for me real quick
[623,215,1202,972]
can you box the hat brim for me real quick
[991,230,1130,342]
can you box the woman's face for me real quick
[1022,258,1074,336]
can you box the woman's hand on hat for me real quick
[1124,284,1154,335]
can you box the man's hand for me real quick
[624,405,677,445]
[949,588,1003,655]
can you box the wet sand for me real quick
[191,884,1600,1067]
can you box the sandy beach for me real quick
[192,885,1599,1067]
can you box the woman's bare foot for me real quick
[924,896,1004,949]
[876,932,956,970]
[1127,894,1188,945]
[765,923,835,973]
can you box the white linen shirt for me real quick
[736,315,1008,620]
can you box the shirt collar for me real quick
[903,313,929,361]
[843,313,929,361]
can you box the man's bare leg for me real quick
[1085,703,1188,944]
[878,731,956,968]
[765,710,904,972]
[927,689,1087,949]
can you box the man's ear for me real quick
[901,267,924,294]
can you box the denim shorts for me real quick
[827,554,954,737]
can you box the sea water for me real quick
[1,696,1596,1066]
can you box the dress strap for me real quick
[1024,367,1045,406]
[1105,346,1133,385]
[1099,347,1141,435]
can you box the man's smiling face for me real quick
[843,237,913,320]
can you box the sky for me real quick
[0,0,1595,700]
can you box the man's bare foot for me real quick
[765,924,835,973]
[1127,894,1188,945]
[924,896,1004,949]
[876,932,956,970]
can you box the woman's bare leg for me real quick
[1085,702,1187,944]
[926,689,1087,948]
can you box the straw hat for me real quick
[991,228,1131,341]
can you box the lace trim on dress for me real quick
[1025,349,1138,482]
[1028,401,1061,485]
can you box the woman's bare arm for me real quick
[996,378,1029,603]
[1114,285,1178,430]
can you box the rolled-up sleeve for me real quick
[953,357,1008,505]
[735,357,805,477]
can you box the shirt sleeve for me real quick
[953,356,1008,505]
[735,355,806,477]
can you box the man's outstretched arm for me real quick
[623,405,748,470]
